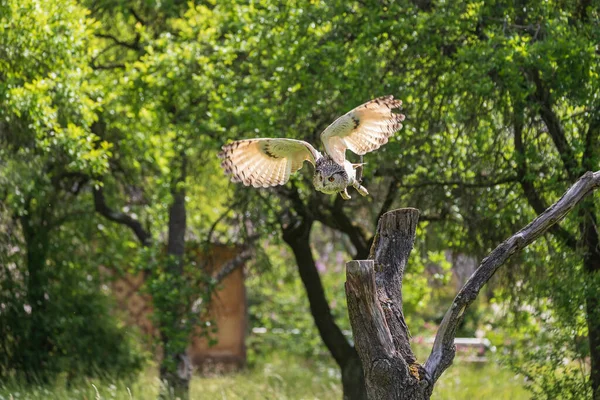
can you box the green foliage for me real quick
[86,1,599,396]
[489,238,596,398]
[1,0,599,396]
[0,0,110,179]
[246,223,451,362]
[0,0,140,383]
[0,208,145,382]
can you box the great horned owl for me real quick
[218,95,404,200]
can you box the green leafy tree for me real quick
[85,2,247,398]
[206,0,599,398]
[0,0,142,382]
[389,1,600,397]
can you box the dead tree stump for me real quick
[346,208,431,400]
[345,171,600,399]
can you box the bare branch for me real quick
[212,248,253,284]
[94,33,141,51]
[425,170,600,382]
[93,186,152,247]
[128,7,146,25]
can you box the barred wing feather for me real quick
[218,138,320,187]
[320,95,405,165]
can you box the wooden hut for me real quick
[104,244,247,373]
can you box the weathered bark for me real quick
[346,170,600,400]
[346,209,430,400]
[368,210,419,364]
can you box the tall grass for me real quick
[0,355,529,399]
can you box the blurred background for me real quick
[0,0,599,399]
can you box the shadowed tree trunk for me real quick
[94,147,194,399]
[282,215,368,400]
[582,201,600,400]
[158,152,192,400]
[581,117,600,399]
[19,213,52,383]
[346,170,600,400]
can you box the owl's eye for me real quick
[328,177,335,182]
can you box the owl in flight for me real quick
[218,95,404,200]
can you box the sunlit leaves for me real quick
[1,0,110,214]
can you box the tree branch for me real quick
[277,184,371,259]
[94,33,141,51]
[530,68,580,180]
[128,7,146,25]
[512,101,578,249]
[424,170,600,383]
[282,216,355,368]
[212,248,253,284]
[93,186,152,247]
[315,196,371,259]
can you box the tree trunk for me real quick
[346,209,430,400]
[20,214,52,383]
[345,173,600,399]
[159,156,192,400]
[282,217,368,400]
[341,351,369,400]
[581,200,600,400]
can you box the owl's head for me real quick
[313,158,348,194]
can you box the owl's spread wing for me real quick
[218,138,321,188]
[320,95,405,165]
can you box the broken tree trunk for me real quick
[345,170,600,400]
[346,209,431,400]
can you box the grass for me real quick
[432,362,529,400]
[0,354,529,400]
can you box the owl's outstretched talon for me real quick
[340,189,351,200]
[354,183,369,197]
